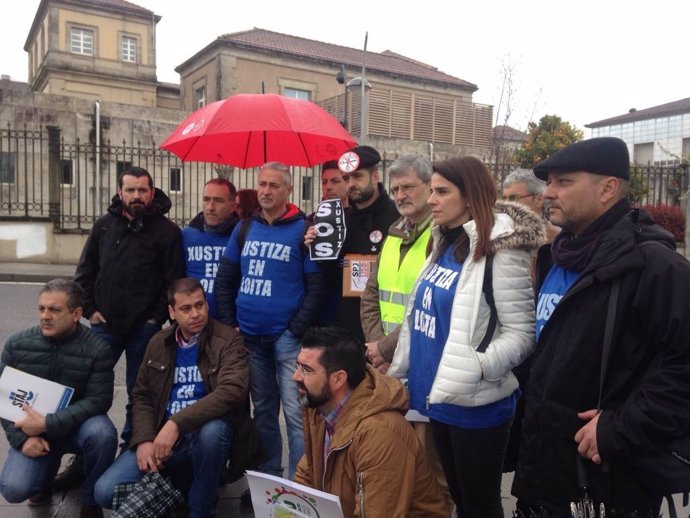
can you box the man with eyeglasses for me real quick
[336,146,398,343]
[502,168,560,243]
[292,326,449,518]
[360,154,433,374]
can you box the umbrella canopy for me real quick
[160,93,357,168]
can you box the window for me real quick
[683,138,690,159]
[301,175,312,201]
[61,159,74,185]
[169,167,182,192]
[283,88,310,100]
[121,36,136,63]
[70,28,93,56]
[0,152,16,183]
[634,142,654,165]
[194,86,206,108]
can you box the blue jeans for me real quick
[90,321,160,445]
[94,418,231,518]
[0,415,117,506]
[243,330,304,479]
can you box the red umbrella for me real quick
[160,93,357,168]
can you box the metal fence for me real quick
[1,125,688,233]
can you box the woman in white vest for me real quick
[388,156,544,518]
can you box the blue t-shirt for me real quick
[408,246,517,429]
[182,226,230,320]
[536,264,579,340]
[223,217,320,335]
[166,341,206,418]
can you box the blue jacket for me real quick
[182,212,239,319]
[215,205,325,337]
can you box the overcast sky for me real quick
[2,0,688,133]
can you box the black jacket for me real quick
[0,324,114,449]
[74,189,185,336]
[512,209,690,513]
[187,211,239,237]
[339,185,399,342]
[343,184,399,255]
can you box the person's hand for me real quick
[153,420,179,464]
[15,404,47,436]
[136,441,159,472]
[21,436,50,458]
[304,226,317,247]
[575,409,601,464]
[364,341,385,368]
[89,311,106,324]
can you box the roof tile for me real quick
[218,28,475,89]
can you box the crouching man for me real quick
[94,277,249,518]
[0,279,116,518]
[293,327,450,518]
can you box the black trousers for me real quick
[430,417,512,518]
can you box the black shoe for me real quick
[54,454,84,490]
[27,489,52,506]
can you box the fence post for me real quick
[46,125,62,229]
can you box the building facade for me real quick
[587,98,690,165]
[23,0,177,108]
[175,28,493,156]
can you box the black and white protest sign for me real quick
[309,199,347,261]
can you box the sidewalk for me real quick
[0,262,76,283]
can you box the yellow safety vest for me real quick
[377,227,431,335]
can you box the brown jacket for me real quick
[294,365,450,518]
[360,213,432,362]
[130,318,249,447]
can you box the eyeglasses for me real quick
[504,193,535,202]
[294,361,324,377]
[391,182,426,196]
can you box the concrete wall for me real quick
[0,222,87,264]
[0,87,187,145]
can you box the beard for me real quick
[122,200,149,218]
[349,183,375,204]
[297,382,331,409]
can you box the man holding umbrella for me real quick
[216,162,326,480]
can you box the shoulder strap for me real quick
[477,255,497,354]
[597,277,621,410]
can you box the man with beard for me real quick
[337,146,398,342]
[74,166,185,459]
[215,162,325,480]
[292,327,450,518]
[182,178,239,319]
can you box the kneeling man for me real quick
[293,327,449,518]
[95,277,249,518]
[0,279,116,518]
